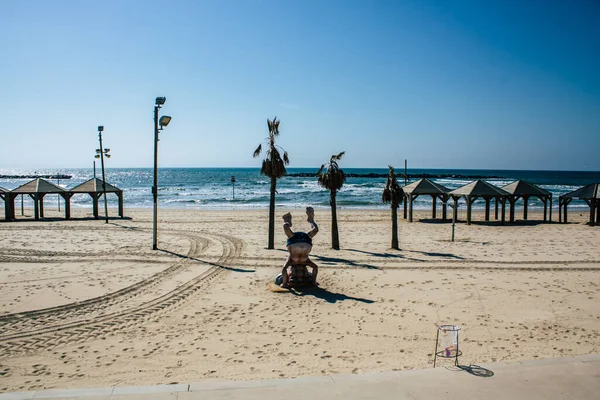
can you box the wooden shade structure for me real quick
[7,178,72,220]
[0,186,11,221]
[70,178,124,219]
[448,180,510,225]
[559,183,600,226]
[402,179,450,222]
[501,180,552,223]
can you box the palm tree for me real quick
[253,117,289,249]
[317,152,346,250]
[382,165,404,250]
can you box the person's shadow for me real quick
[289,286,375,304]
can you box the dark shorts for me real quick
[286,232,312,247]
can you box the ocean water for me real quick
[1,167,599,211]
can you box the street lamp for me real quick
[95,125,111,223]
[153,97,172,250]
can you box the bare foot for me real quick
[282,212,292,226]
[306,207,315,222]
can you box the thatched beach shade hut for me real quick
[402,179,450,222]
[448,180,510,225]
[0,186,12,221]
[9,178,72,220]
[70,178,124,219]
[559,183,600,226]
[501,180,552,223]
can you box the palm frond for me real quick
[253,144,262,158]
[283,151,290,165]
[335,151,345,160]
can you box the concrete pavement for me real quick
[1,354,599,400]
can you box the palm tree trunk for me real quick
[268,176,276,249]
[330,190,340,250]
[391,206,399,250]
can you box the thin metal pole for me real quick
[21,194,24,216]
[57,178,60,211]
[152,105,159,250]
[433,328,440,367]
[452,206,456,242]
[98,129,109,223]
[93,161,96,178]
[404,159,407,186]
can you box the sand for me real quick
[0,206,599,392]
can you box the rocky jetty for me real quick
[286,172,504,179]
[0,174,72,179]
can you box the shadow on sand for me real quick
[347,248,465,261]
[159,249,255,273]
[289,286,375,304]
[3,216,133,223]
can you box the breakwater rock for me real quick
[286,172,505,179]
[0,174,72,179]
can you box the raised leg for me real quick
[306,207,319,238]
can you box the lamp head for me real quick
[105,154,111,158]
[96,149,101,153]
[159,115,172,128]
[95,155,100,159]
[98,126,104,132]
[155,97,166,106]
[105,149,110,153]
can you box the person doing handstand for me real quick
[280,207,319,288]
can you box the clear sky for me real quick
[2,0,599,170]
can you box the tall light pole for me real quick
[152,97,172,250]
[95,126,111,223]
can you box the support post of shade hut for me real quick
[543,198,547,222]
[442,195,447,221]
[523,196,529,220]
[494,198,499,220]
[466,197,473,225]
[63,193,72,220]
[39,194,45,218]
[118,192,124,218]
[409,194,414,223]
[501,197,506,225]
[432,196,437,219]
[453,197,459,222]
[403,195,407,219]
[509,198,516,223]
[92,193,99,219]
[484,197,490,221]
[558,199,562,223]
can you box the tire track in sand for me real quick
[0,230,208,335]
[0,232,243,356]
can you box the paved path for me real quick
[1,355,599,400]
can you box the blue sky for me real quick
[2,0,599,170]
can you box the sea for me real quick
[1,168,599,211]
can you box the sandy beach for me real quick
[0,207,599,392]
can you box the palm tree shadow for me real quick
[347,248,465,260]
[289,286,375,304]
[159,249,255,273]
[313,255,382,269]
